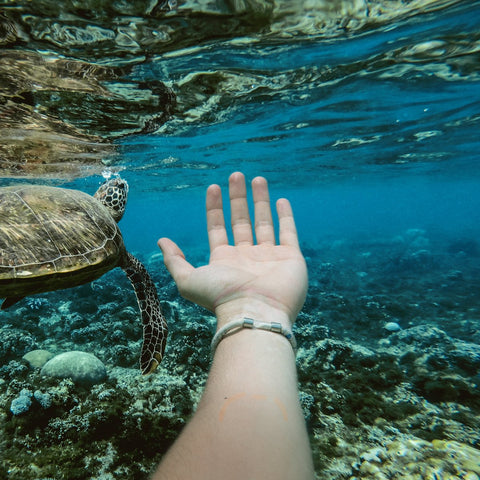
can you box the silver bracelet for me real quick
[211,317,297,355]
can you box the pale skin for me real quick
[154,172,314,480]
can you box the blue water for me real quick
[93,0,480,258]
[3,2,480,260]
[119,175,480,258]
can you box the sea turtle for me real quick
[0,176,167,374]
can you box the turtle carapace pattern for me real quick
[0,176,167,374]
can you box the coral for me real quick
[2,235,480,479]
[22,349,54,369]
[0,363,194,479]
[41,351,107,385]
[10,389,33,416]
[298,339,414,426]
[0,326,37,363]
[0,360,29,380]
[34,390,52,409]
[351,438,480,479]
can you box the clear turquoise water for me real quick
[105,0,480,257]
[2,1,479,259]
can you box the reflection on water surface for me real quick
[1,0,477,181]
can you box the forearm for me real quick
[152,311,314,480]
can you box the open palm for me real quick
[158,173,307,328]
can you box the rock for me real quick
[389,325,451,349]
[41,351,107,385]
[22,349,54,368]
[384,322,402,332]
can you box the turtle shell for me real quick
[0,185,125,299]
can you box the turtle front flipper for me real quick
[122,252,167,374]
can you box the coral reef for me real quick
[1,229,480,479]
[351,438,480,479]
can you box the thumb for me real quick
[157,237,194,286]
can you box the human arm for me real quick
[153,172,314,480]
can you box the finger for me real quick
[252,176,275,245]
[206,184,228,250]
[229,172,253,246]
[157,237,194,285]
[276,198,300,249]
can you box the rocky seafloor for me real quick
[1,227,479,479]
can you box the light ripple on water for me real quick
[0,0,479,184]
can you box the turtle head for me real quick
[94,177,129,222]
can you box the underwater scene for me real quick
[1,0,480,478]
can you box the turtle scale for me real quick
[0,185,124,297]
[0,178,168,374]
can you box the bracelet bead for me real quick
[211,317,297,355]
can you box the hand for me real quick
[158,172,307,328]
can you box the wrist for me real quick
[214,297,294,331]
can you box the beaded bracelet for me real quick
[210,317,297,355]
